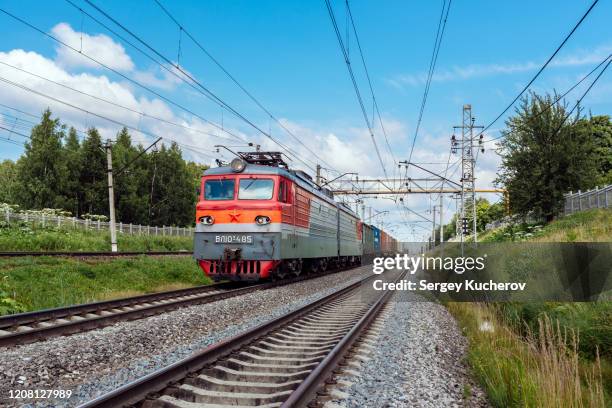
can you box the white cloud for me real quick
[51,23,134,72]
[388,44,612,89]
[132,64,187,91]
[0,48,237,163]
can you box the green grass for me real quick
[448,302,606,407]
[448,208,612,406]
[478,208,612,243]
[0,256,210,314]
[0,223,193,252]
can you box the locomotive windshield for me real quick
[204,179,235,200]
[238,178,274,200]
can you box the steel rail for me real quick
[281,273,397,406]
[0,283,260,347]
[77,271,402,408]
[0,266,357,347]
[0,281,233,331]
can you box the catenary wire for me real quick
[407,0,452,166]
[483,53,611,143]
[152,0,338,173]
[476,0,600,139]
[0,6,245,144]
[324,0,388,179]
[0,60,241,143]
[81,0,317,172]
[345,0,396,169]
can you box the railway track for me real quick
[78,269,403,408]
[0,251,192,257]
[0,267,356,348]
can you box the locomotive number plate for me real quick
[214,235,254,245]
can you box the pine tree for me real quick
[62,127,82,216]
[79,128,107,216]
[16,109,67,209]
[112,127,148,224]
[148,142,194,226]
[0,160,19,204]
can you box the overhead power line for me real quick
[0,124,31,140]
[0,75,215,161]
[81,0,317,172]
[0,136,25,146]
[0,6,244,144]
[0,60,240,143]
[0,101,217,161]
[344,0,396,167]
[484,53,611,143]
[552,56,611,134]
[324,0,388,179]
[477,0,600,138]
[152,0,339,173]
[407,0,452,166]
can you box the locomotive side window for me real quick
[204,179,235,200]
[238,178,274,200]
[278,180,288,203]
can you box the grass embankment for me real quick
[0,223,204,315]
[449,302,606,407]
[0,256,209,314]
[447,208,611,407]
[0,224,193,252]
[477,208,611,243]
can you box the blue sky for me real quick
[0,0,610,240]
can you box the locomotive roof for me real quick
[203,164,360,219]
[203,164,291,177]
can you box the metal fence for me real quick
[2,210,194,237]
[564,185,612,215]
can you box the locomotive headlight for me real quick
[255,215,271,225]
[230,158,246,173]
[199,215,214,225]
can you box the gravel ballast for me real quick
[329,291,489,407]
[0,267,371,407]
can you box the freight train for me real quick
[193,152,397,281]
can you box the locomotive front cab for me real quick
[194,160,288,281]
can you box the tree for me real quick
[443,213,457,241]
[186,161,208,200]
[79,128,106,216]
[147,142,194,226]
[62,127,82,216]
[16,109,67,209]
[0,160,19,204]
[112,128,148,224]
[475,198,505,231]
[582,115,612,185]
[495,93,598,221]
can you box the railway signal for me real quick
[461,217,470,235]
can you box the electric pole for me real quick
[453,104,483,244]
[315,164,322,186]
[105,139,118,253]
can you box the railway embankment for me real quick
[446,208,611,407]
[0,256,209,314]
